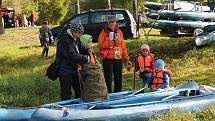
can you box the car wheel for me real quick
[193,29,203,37]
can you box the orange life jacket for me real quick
[98,27,129,61]
[150,69,173,88]
[77,53,97,72]
[137,53,154,73]
[89,53,96,64]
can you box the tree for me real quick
[49,0,68,24]
[20,0,38,15]
[0,0,4,34]
[75,0,80,14]
[38,0,68,24]
[107,0,111,9]
[133,0,138,22]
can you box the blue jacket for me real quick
[56,34,89,75]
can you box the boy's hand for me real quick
[144,84,149,88]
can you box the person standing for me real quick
[135,44,155,87]
[98,15,132,93]
[21,14,28,27]
[39,20,52,58]
[2,12,9,28]
[56,23,91,101]
[29,11,36,26]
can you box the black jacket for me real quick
[56,34,89,75]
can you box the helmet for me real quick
[80,34,93,46]
[69,23,84,35]
[140,44,150,52]
[154,59,165,69]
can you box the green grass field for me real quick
[0,27,215,120]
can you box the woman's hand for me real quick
[126,60,132,67]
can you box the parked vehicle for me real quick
[51,9,137,43]
[194,25,215,46]
[1,7,15,28]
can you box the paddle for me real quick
[129,88,152,96]
[133,56,137,90]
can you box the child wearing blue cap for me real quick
[145,59,173,91]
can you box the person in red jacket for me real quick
[135,44,155,87]
[98,15,131,93]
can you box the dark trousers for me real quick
[59,73,81,101]
[42,41,49,57]
[102,59,122,93]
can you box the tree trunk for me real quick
[133,0,138,23]
[75,0,80,14]
[107,0,111,9]
[0,0,4,34]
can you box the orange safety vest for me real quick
[150,70,173,88]
[77,53,97,72]
[137,54,154,73]
[98,27,129,61]
[89,53,96,64]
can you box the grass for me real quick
[0,27,215,120]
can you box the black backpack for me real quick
[46,60,59,81]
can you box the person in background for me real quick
[98,15,132,93]
[17,14,22,27]
[135,44,155,87]
[56,23,91,101]
[29,11,36,26]
[145,59,173,91]
[39,20,52,58]
[2,12,9,28]
[21,14,28,27]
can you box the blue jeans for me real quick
[141,73,152,87]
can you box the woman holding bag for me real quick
[98,15,132,93]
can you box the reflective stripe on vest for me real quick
[137,54,153,72]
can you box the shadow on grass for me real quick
[19,45,42,49]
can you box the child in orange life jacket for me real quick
[135,44,155,87]
[80,34,97,64]
[145,59,173,91]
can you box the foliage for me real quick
[20,0,38,15]
[2,0,38,16]
[38,0,68,24]
[1,0,157,25]
[150,104,215,121]
[48,0,68,24]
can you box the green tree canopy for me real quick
[38,0,68,24]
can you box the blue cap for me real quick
[155,59,165,69]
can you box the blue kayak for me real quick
[0,90,136,121]
[1,81,215,121]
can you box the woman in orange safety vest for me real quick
[98,15,132,93]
